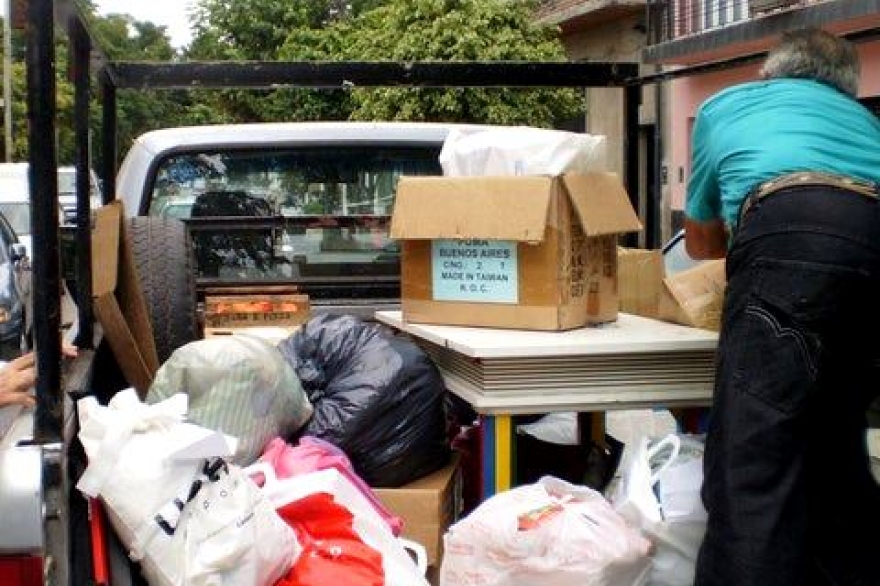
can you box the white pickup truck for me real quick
[4,120,497,585]
[108,120,494,361]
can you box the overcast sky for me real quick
[95,0,195,48]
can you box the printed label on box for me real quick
[431,239,518,303]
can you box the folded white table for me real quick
[375,310,719,498]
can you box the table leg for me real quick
[480,414,513,500]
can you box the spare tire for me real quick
[128,216,201,363]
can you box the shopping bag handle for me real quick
[397,537,428,576]
[646,434,682,486]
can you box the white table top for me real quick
[375,310,719,359]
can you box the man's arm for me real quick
[684,217,728,259]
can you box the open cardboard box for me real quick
[392,173,641,331]
[617,246,725,331]
[91,202,160,397]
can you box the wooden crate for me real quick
[203,287,311,329]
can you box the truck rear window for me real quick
[147,146,441,284]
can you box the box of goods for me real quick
[617,246,725,332]
[658,259,726,332]
[390,173,642,331]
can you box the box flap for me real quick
[91,202,121,296]
[391,176,553,242]
[562,173,642,236]
[90,201,160,397]
[661,259,726,331]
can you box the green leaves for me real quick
[2,0,585,164]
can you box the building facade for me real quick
[536,0,668,247]
[538,0,880,242]
[644,0,880,228]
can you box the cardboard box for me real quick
[658,259,726,331]
[617,246,725,332]
[91,201,160,397]
[617,246,664,317]
[203,291,311,329]
[373,456,461,568]
[391,173,642,331]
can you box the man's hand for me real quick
[0,345,79,408]
[684,217,728,260]
[0,352,37,408]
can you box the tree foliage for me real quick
[3,0,583,168]
[3,3,188,166]
[330,0,584,126]
[189,0,583,127]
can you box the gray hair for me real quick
[759,28,860,97]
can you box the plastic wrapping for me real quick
[278,314,450,487]
[147,335,313,465]
[439,126,607,176]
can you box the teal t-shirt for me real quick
[685,78,880,231]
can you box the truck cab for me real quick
[115,121,494,320]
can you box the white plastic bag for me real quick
[611,434,707,586]
[244,463,430,586]
[516,412,579,445]
[439,126,607,176]
[76,389,298,586]
[440,476,651,586]
[159,459,298,586]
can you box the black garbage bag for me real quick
[277,314,450,487]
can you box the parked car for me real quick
[56,165,102,224]
[0,163,101,258]
[0,210,27,360]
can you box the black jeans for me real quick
[694,185,880,586]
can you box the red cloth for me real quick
[274,492,384,586]
[259,436,403,536]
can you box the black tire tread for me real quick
[127,217,200,363]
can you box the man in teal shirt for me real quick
[685,29,880,585]
[687,78,880,234]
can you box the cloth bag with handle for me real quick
[76,389,298,586]
[258,435,404,536]
[245,462,430,586]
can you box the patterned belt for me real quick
[739,171,880,222]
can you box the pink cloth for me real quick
[259,436,404,536]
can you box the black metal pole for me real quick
[28,0,62,442]
[110,61,638,90]
[27,1,71,583]
[623,83,641,248]
[100,72,116,205]
[70,15,93,348]
[651,65,665,249]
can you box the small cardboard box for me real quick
[617,246,725,332]
[203,288,311,329]
[373,456,461,568]
[617,246,664,318]
[391,173,642,331]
